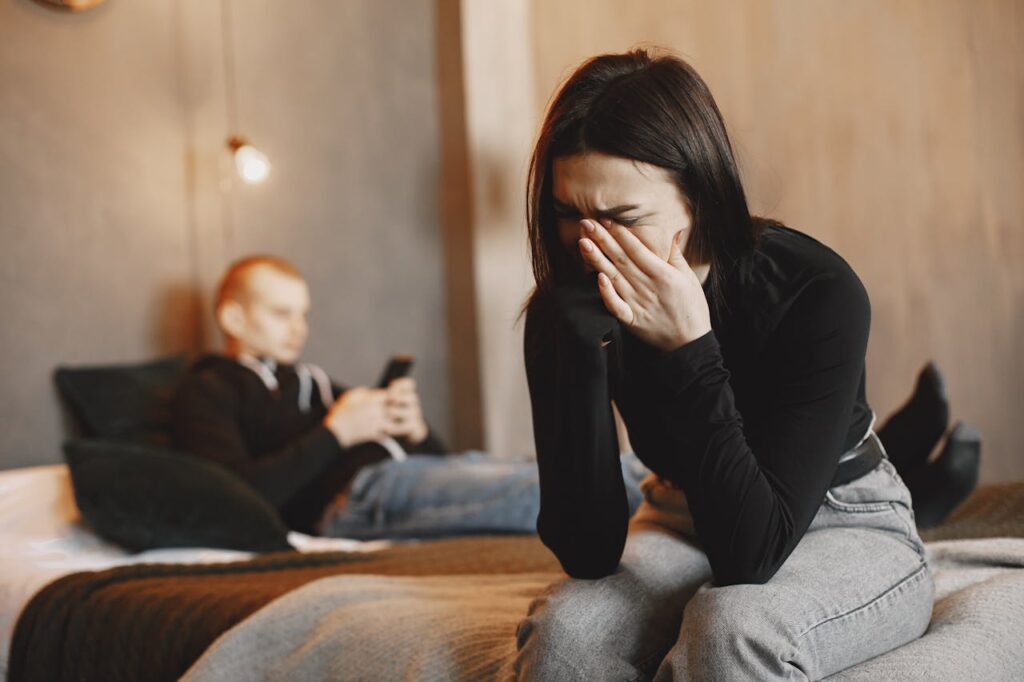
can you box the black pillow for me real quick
[64,439,293,553]
[54,355,187,446]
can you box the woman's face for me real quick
[551,152,693,271]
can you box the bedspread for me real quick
[182,537,1024,681]
[7,536,558,682]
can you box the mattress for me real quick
[0,464,386,678]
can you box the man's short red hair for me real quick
[215,255,304,311]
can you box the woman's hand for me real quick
[577,218,711,351]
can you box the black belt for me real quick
[831,431,885,487]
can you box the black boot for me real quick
[904,421,981,529]
[877,362,949,476]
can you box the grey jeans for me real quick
[514,433,934,681]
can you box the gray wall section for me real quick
[227,2,450,433]
[0,0,196,469]
[0,0,451,468]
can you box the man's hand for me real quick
[323,387,389,448]
[384,377,429,444]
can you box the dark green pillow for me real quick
[64,439,293,553]
[54,355,187,447]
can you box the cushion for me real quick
[54,355,187,446]
[64,439,293,553]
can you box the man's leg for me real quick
[320,452,647,540]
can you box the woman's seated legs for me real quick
[656,459,934,681]
[519,459,935,681]
[657,530,932,680]
[514,528,712,681]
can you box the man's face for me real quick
[226,266,310,364]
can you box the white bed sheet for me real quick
[0,464,388,677]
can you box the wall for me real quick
[458,0,536,458]
[528,0,1024,481]
[3,0,1021,480]
[0,0,195,468]
[0,0,451,468]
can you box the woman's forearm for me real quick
[525,296,631,578]
[643,275,870,586]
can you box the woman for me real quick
[516,49,934,681]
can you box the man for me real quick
[171,255,648,537]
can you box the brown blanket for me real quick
[11,482,1024,682]
[7,536,558,682]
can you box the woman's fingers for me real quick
[597,272,635,324]
[579,240,638,303]
[603,221,673,279]
[579,236,623,284]
[579,220,650,283]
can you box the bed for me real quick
[4,464,1024,681]
[0,464,558,681]
[0,464,390,680]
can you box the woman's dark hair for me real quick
[527,49,767,318]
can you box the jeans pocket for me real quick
[822,459,925,556]
[824,460,908,511]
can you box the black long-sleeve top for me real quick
[171,355,446,533]
[525,223,873,585]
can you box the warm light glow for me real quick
[234,144,271,184]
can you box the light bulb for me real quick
[234,144,271,184]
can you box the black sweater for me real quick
[525,224,872,585]
[171,355,446,533]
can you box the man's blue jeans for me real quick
[319,452,648,540]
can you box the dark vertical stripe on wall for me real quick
[436,0,485,450]
[172,0,207,354]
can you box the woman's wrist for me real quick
[659,321,713,352]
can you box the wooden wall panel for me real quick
[530,0,1023,481]
[457,0,537,457]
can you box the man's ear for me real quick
[217,301,248,341]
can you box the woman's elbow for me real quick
[713,562,780,587]
[710,545,789,586]
[537,514,625,580]
[560,554,620,580]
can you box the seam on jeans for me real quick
[824,490,892,513]
[796,561,929,639]
[890,501,913,540]
[890,501,928,559]
[631,635,676,679]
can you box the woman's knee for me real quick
[660,583,793,680]
[515,574,674,681]
[516,532,711,680]
[516,583,618,675]
[660,563,937,680]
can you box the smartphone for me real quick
[377,354,415,388]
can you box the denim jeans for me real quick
[514,433,935,681]
[319,451,648,541]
